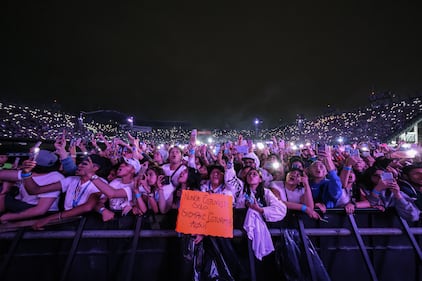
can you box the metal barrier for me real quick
[0,209,421,281]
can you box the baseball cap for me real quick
[242,152,260,167]
[123,157,141,174]
[36,150,58,167]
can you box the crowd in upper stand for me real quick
[1,96,421,144]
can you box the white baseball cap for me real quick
[123,157,141,174]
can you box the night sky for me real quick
[2,1,421,129]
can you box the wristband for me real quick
[135,193,142,199]
[21,172,32,179]
[301,204,307,213]
[343,166,352,171]
[189,149,195,155]
[372,189,381,195]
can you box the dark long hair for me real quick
[243,168,267,207]
[146,164,165,192]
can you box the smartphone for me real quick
[350,149,360,157]
[317,143,326,154]
[361,151,370,157]
[344,145,351,154]
[161,176,171,185]
[214,144,221,155]
[69,138,76,147]
[381,172,394,182]
[29,141,42,161]
[279,139,285,149]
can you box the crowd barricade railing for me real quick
[0,208,421,281]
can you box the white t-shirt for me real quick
[335,188,352,207]
[161,163,187,187]
[108,178,134,211]
[269,181,284,197]
[138,183,175,205]
[279,186,305,204]
[15,171,64,211]
[60,176,106,211]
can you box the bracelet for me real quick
[21,172,32,179]
[301,204,307,213]
[372,189,381,195]
[135,193,142,199]
[343,166,352,171]
[99,207,105,214]
[58,212,62,221]
[189,149,195,155]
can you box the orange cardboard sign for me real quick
[176,190,233,238]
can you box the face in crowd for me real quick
[168,147,182,165]
[285,170,302,187]
[209,168,224,186]
[243,158,256,168]
[246,169,262,185]
[308,161,327,179]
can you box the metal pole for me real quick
[396,215,422,263]
[347,213,378,281]
[60,217,87,281]
[125,216,143,281]
[297,216,317,281]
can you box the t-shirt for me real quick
[335,188,353,207]
[279,186,304,204]
[15,171,64,211]
[0,163,13,170]
[161,163,187,187]
[60,176,106,211]
[108,178,134,211]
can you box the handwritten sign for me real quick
[176,190,233,238]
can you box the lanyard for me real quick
[72,180,92,208]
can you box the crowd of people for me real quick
[1,96,421,144]
[0,97,421,280]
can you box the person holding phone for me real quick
[307,145,342,212]
[360,166,420,222]
[398,164,422,212]
[0,149,64,223]
[89,157,141,221]
[17,154,112,230]
[134,165,170,215]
